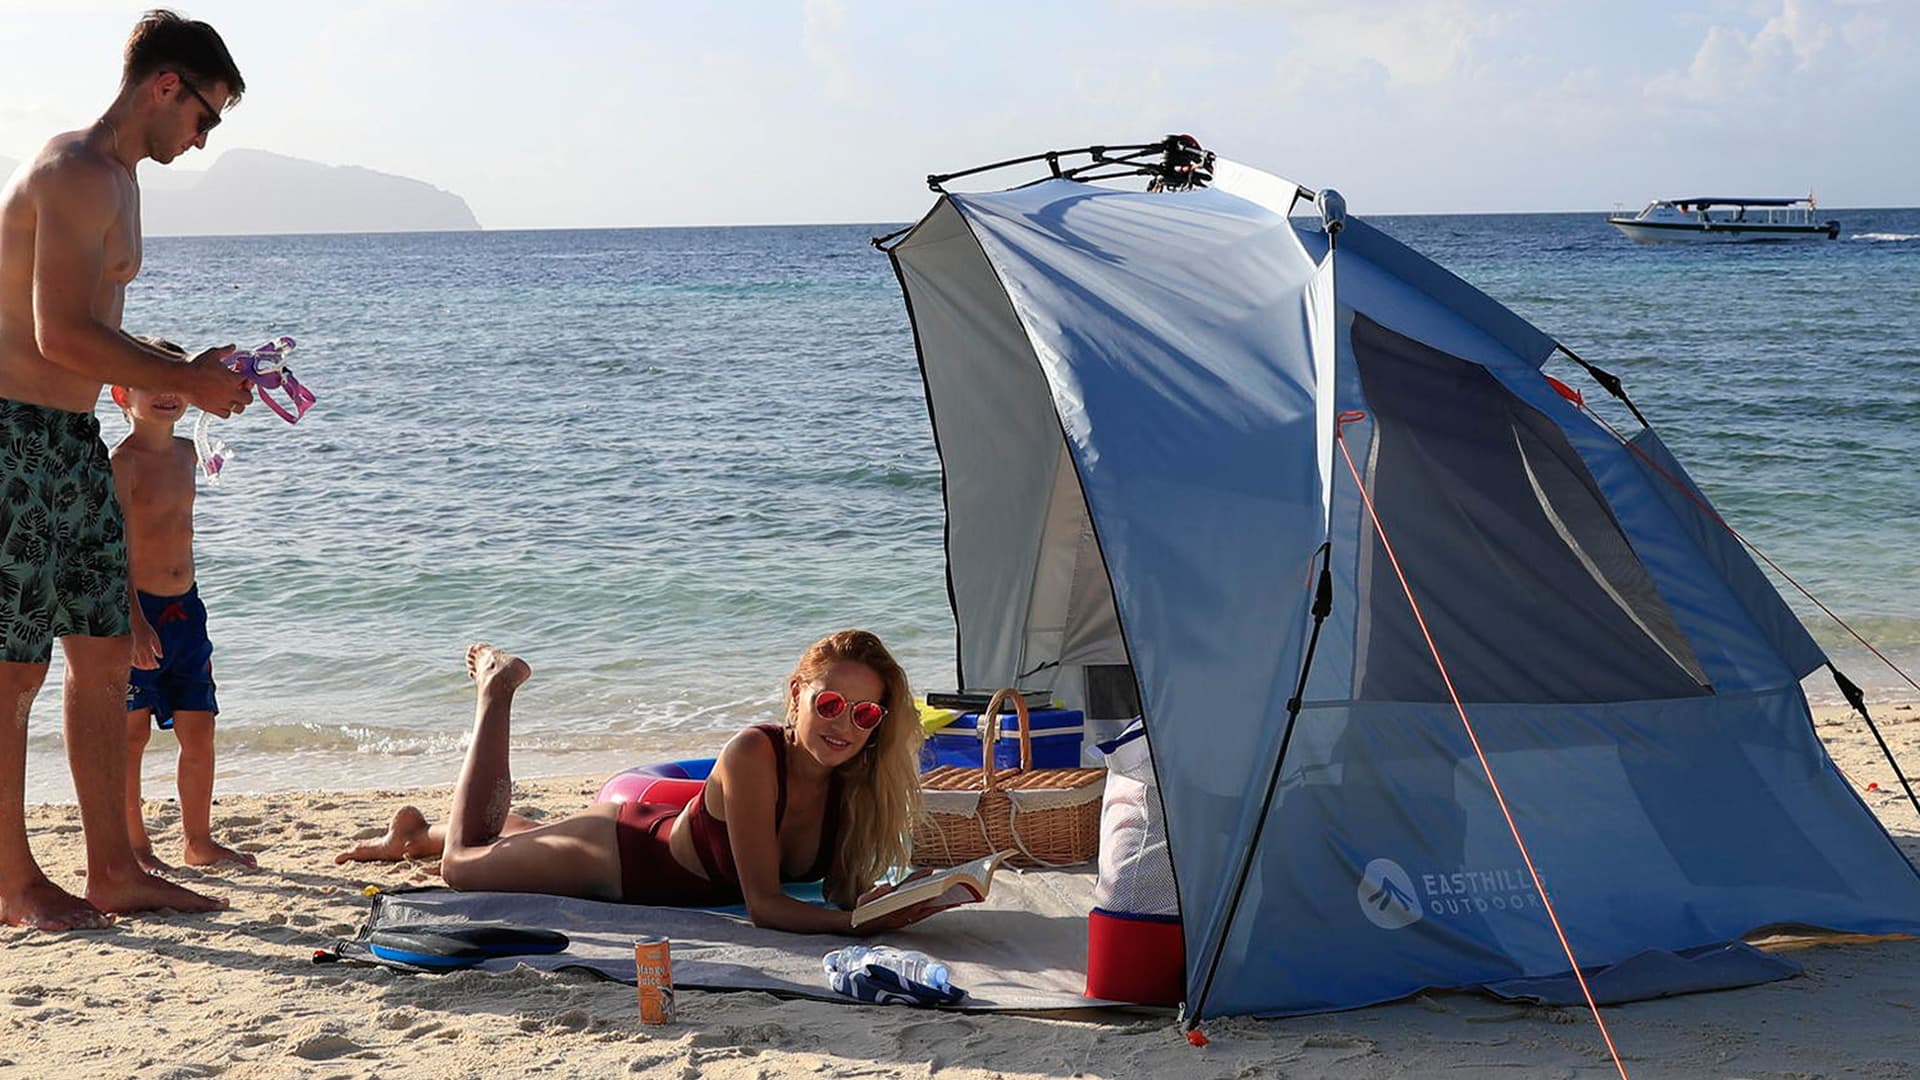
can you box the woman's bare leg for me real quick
[334,806,540,865]
[438,804,623,899]
[444,644,531,854]
[332,646,547,866]
[430,645,623,899]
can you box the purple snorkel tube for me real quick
[193,337,318,482]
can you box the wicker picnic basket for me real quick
[912,688,1106,869]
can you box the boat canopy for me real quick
[1665,196,1810,207]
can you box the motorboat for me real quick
[1607,196,1840,243]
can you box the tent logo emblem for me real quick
[1358,859,1423,930]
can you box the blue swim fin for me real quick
[366,923,569,969]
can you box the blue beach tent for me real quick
[880,145,1920,1020]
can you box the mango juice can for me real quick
[634,936,674,1024]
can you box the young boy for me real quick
[112,337,255,868]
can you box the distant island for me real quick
[0,148,480,236]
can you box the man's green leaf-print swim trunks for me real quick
[0,398,131,663]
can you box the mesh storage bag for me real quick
[1092,720,1177,915]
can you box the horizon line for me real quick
[140,204,1920,241]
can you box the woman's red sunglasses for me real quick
[811,689,887,730]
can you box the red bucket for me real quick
[1085,908,1184,1005]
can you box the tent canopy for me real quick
[885,158,1920,1019]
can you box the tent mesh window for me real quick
[1348,314,1710,704]
[1084,664,1143,722]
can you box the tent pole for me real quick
[1189,219,1344,1029]
[1556,344,1650,428]
[1184,543,1334,1028]
[1832,666,1920,822]
[870,223,914,250]
[926,143,1162,190]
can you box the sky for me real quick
[1,0,1914,229]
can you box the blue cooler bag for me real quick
[922,708,1086,772]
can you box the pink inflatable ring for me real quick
[593,758,713,807]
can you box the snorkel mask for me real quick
[232,337,315,422]
[193,337,317,482]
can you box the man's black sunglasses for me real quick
[176,74,222,135]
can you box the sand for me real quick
[2,702,1917,1080]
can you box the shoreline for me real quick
[26,699,1920,808]
[1,704,1917,1077]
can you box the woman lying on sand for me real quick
[337,630,944,934]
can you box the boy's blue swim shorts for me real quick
[126,584,219,730]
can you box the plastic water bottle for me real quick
[827,945,950,991]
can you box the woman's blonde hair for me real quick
[787,629,922,907]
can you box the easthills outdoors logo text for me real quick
[1420,867,1540,916]
[1359,859,1540,928]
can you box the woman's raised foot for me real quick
[465,643,531,692]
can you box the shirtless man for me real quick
[0,10,255,929]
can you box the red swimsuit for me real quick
[614,724,843,906]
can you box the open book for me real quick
[851,850,1015,927]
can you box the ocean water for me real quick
[21,207,1920,802]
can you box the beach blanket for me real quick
[329,868,1113,1011]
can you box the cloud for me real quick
[1641,0,1915,108]
[1134,0,1512,86]
[1299,1,1508,87]
[1645,0,1823,105]
[802,0,862,102]
[0,0,122,10]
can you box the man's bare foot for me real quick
[334,805,437,864]
[86,867,227,916]
[0,877,113,931]
[183,839,258,868]
[466,643,531,692]
[132,845,172,872]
